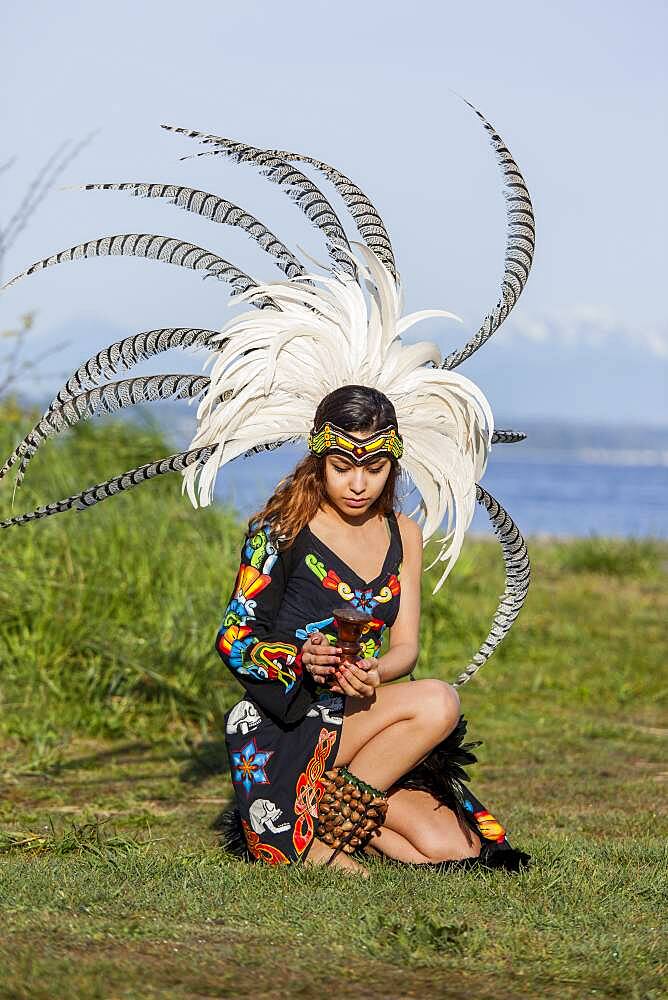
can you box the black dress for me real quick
[218,512,528,869]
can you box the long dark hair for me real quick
[247,385,400,547]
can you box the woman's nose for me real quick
[350,470,367,492]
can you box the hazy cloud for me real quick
[505,306,668,359]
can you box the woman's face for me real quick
[322,429,392,517]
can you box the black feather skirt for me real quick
[217,714,530,873]
[394,714,531,872]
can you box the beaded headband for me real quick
[307,421,404,465]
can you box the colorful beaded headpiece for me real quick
[307,421,404,464]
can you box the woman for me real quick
[218,384,529,872]
[0,101,533,872]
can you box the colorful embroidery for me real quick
[293,727,338,855]
[219,557,272,635]
[241,820,290,865]
[308,421,403,462]
[244,525,278,573]
[217,623,253,669]
[473,809,507,843]
[249,641,303,689]
[360,618,386,658]
[463,799,507,843]
[217,526,301,692]
[373,574,401,604]
[295,616,335,641]
[305,553,327,581]
[231,737,274,795]
[305,551,401,617]
[295,615,386,658]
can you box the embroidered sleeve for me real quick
[215,524,312,724]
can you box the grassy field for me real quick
[0,404,666,999]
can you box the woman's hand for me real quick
[300,631,342,686]
[330,657,381,699]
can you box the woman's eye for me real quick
[334,466,383,474]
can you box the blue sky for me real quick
[2,0,667,426]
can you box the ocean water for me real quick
[468,452,666,538]
[211,444,667,540]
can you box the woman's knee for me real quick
[413,679,460,739]
[420,827,481,862]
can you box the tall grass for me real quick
[0,402,244,740]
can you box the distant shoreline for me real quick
[463,531,667,544]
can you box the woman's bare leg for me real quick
[370,787,481,862]
[331,680,481,863]
[333,679,461,790]
[305,836,369,874]
[310,791,482,868]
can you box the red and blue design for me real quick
[232,737,274,795]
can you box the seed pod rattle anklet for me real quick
[318,766,388,864]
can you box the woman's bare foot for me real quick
[305,837,369,875]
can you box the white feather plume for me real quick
[182,244,494,593]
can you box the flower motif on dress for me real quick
[217,623,254,671]
[222,564,272,624]
[373,573,401,604]
[305,555,400,614]
[217,562,270,674]
[232,737,274,795]
[321,568,354,601]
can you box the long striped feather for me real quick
[1,233,276,308]
[75,183,307,280]
[3,331,225,491]
[43,328,221,413]
[451,485,531,686]
[491,429,526,444]
[267,148,397,281]
[440,101,535,370]
[1,374,210,487]
[0,446,218,530]
[241,435,302,459]
[161,125,356,279]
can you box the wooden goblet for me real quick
[332,607,374,667]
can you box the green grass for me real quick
[0,400,244,742]
[0,403,666,999]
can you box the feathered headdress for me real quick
[0,98,534,685]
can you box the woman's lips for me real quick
[344,498,368,506]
